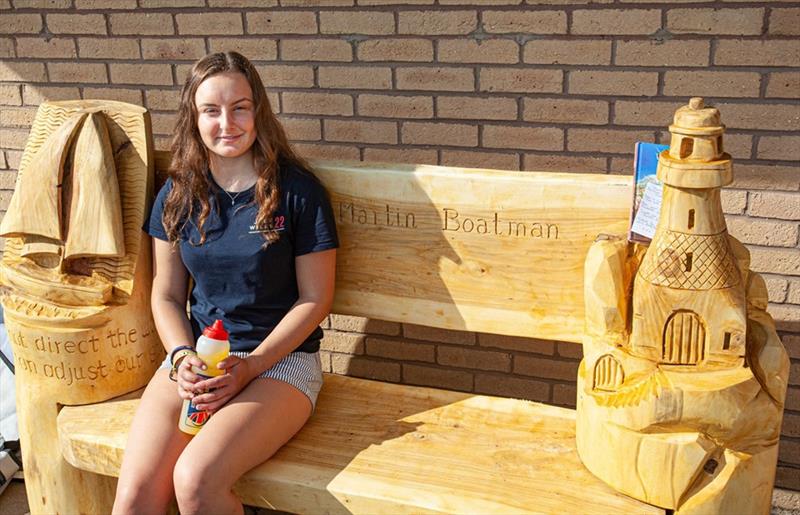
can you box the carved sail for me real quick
[0,112,87,249]
[64,112,125,259]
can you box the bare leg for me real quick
[173,378,313,515]
[113,369,192,515]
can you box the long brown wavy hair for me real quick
[163,51,310,245]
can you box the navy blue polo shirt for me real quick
[145,166,338,353]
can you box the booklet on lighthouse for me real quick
[629,142,669,243]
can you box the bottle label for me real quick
[184,373,212,430]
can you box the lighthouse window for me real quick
[723,332,732,350]
[688,209,695,229]
[680,138,694,158]
[685,252,693,272]
[717,136,723,154]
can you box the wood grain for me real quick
[59,373,664,515]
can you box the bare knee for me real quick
[173,452,236,515]
[113,475,172,515]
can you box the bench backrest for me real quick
[156,153,632,344]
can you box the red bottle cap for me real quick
[202,320,228,340]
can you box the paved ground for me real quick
[1,479,798,514]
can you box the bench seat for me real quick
[58,373,663,514]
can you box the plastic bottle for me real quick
[178,320,230,435]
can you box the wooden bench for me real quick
[3,99,788,514]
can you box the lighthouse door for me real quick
[662,310,706,365]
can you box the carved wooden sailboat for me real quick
[64,112,125,259]
[0,109,126,305]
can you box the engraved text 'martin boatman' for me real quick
[443,208,559,239]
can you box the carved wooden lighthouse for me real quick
[631,97,746,367]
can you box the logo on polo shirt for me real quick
[248,215,286,234]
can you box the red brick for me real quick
[440,150,519,171]
[47,13,107,35]
[730,165,800,192]
[614,100,675,127]
[83,87,142,105]
[247,11,317,34]
[141,38,205,60]
[357,94,433,119]
[283,92,352,116]
[524,39,611,65]
[78,37,139,59]
[568,128,654,154]
[558,341,583,359]
[482,10,566,34]
[572,9,660,35]
[770,8,800,35]
[749,247,800,276]
[2,62,47,85]
[783,334,799,359]
[363,147,438,165]
[438,39,519,64]
[553,383,576,407]
[331,354,401,382]
[570,70,657,96]
[515,355,578,380]
[721,190,747,215]
[110,63,171,86]
[49,62,107,83]
[726,216,798,247]
[397,66,474,91]
[776,464,800,491]
[140,0,203,6]
[0,14,42,34]
[523,154,606,173]
[716,40,800,67]
[667,8,764,35]
[22,85,78,104]
[474,373,549,402]
[438,96,517,120]
[16,37,76,59]
[328,314,401,335]
[758,136,800,161]
[477,334,552,354]
[401,121,477,147]
[770,304,800,331]
[366,337,435,362]
[398,10,476,35]
[768,72,800,99]
[403,323,475,345]
[615,39,710,67]
[282,0,352,5]
[361,0,432,4]
[320,10,394,35]
[281,39,352,61]
[14,0,70,6]
[145,89,180,111]
[256,65,314,88]
[293,143,359,161]
[480,68,562,93]
[320,331,365,354]
[279,117,320,141]
[748,191,800,220]
[318,66,392,89]
[403,364,472,391]
[208,0,278,5]
[357,38,433,62]
[0,84,21,106]
[524,98,607,125]
[110,13,173,36]
[440,0,518,4]
[718,133,752,161]
[665,70,761,98]
[438,346,511,372]
[483,125,563,151]
[326,119,397,144]
[176,13,243,35]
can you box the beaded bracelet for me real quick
[169,345,196,382]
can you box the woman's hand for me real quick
[175,354,207,401]
[186,355,257,414]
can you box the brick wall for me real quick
[1,0,798,491]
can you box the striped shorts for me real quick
[161,350,323,410]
